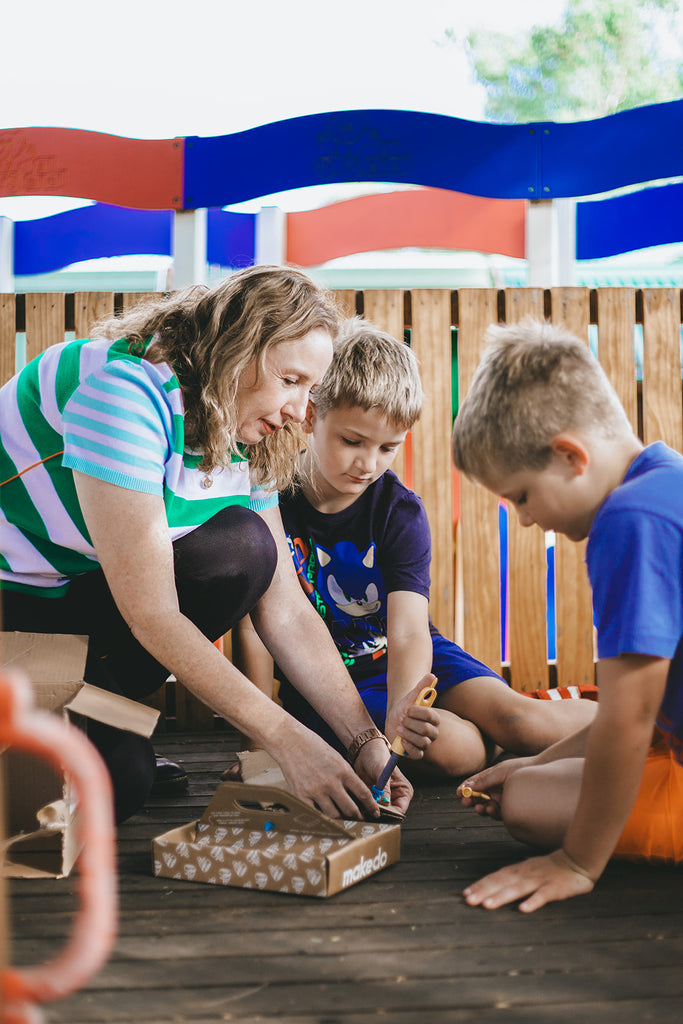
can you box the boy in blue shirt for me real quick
[235,319,594,778]
[452,317,683,911]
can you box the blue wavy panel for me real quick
[206,209,255,266]
[183,110,539,207]
[14,204,173,275]
[183,102,683,207]
[541,100,683,199]
[577,182,683,259]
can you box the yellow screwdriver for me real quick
[372,682,438,798]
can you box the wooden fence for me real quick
[2,288,682,727]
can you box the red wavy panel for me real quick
[0,127,184,210]
[287,187,525,265]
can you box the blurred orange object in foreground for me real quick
[0,668,117,1023]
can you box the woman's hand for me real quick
[384,676,440,759]
[274,725,381,820]
[352,736,415,816]
[457,756,535,818]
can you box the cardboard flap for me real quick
[199,782,350,838]
[1,632,88,684]
[66,683,159,738]
[237,749,287,786]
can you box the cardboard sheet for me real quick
[2,631,159,878]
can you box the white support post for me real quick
[0,217,14,292]
[556,198,576,287]
[255,206,287,266]
[525,199,576,288]
[171,209,208,289]
[526,199,558,288]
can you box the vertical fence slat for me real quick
[0,294,16,385]
[641,289,683,452]
[362,290,407,483]
[25,293,65,363]
[410,290,454,640]
[74,292,116,339]
[120,292,158,314]
[332,290,357,318]
[456,289,502,674]
[550,288,595,687]
[175,680,216,731]
[596,288,638,434]
[504,288,549,690]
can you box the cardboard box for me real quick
[1,632,159,879]
[153,780,401,897]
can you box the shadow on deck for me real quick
[9,730,683,1024]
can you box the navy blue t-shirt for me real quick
[279,469,431,683]
[587,442,683,763]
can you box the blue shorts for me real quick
[277,630,503,754]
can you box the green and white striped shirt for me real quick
[0,336,277,595]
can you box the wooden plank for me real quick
[503,288,548,690]
[641,289,683,451]
[362,289,407,483]
[174,679,216,731]
[409,290,454,640]
[331,289,357,318]
[0,293,16,385]
[549,288,595,687]
[73,291,116,339]
[24,292,65,362]
[120,291,158,314]
[596,288,638,434]
[455,289,502,673]
[10,735,683,1024]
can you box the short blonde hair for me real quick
[312,317,423,430]
[93,265,340,489]
[452,318,634,478]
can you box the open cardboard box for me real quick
[1,631,159,879]
[153,775,402,898]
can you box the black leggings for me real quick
[2,505,277,822]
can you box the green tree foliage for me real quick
[452,0,683,122]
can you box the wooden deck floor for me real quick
[8,729,683,1024]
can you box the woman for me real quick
[0,266,421,822]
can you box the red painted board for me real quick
[287,187,526,265]
[0,127,184,210]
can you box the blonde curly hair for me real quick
[93,265,341,490]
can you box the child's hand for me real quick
[462,849,596,912]
[457,756,534,818]
[386,676,440,759]
[387,766,413,815]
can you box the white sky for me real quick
[0,0,568,220]
[3,0,567,137]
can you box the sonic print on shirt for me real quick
[287,534,388,670]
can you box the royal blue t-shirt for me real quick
[587,442,683,763]
[279,469,431,683]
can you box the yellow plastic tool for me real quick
[460,784,491,801]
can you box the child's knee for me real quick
[424,715,488,778]
[499,767,537,841]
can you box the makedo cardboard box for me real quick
[1,631,159,879]
[153,753,402,897]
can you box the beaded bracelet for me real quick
[346,727,389,766]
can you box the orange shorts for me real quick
[613,732,683,865]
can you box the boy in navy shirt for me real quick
[452,318,683,910]
[236,319,594,778]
